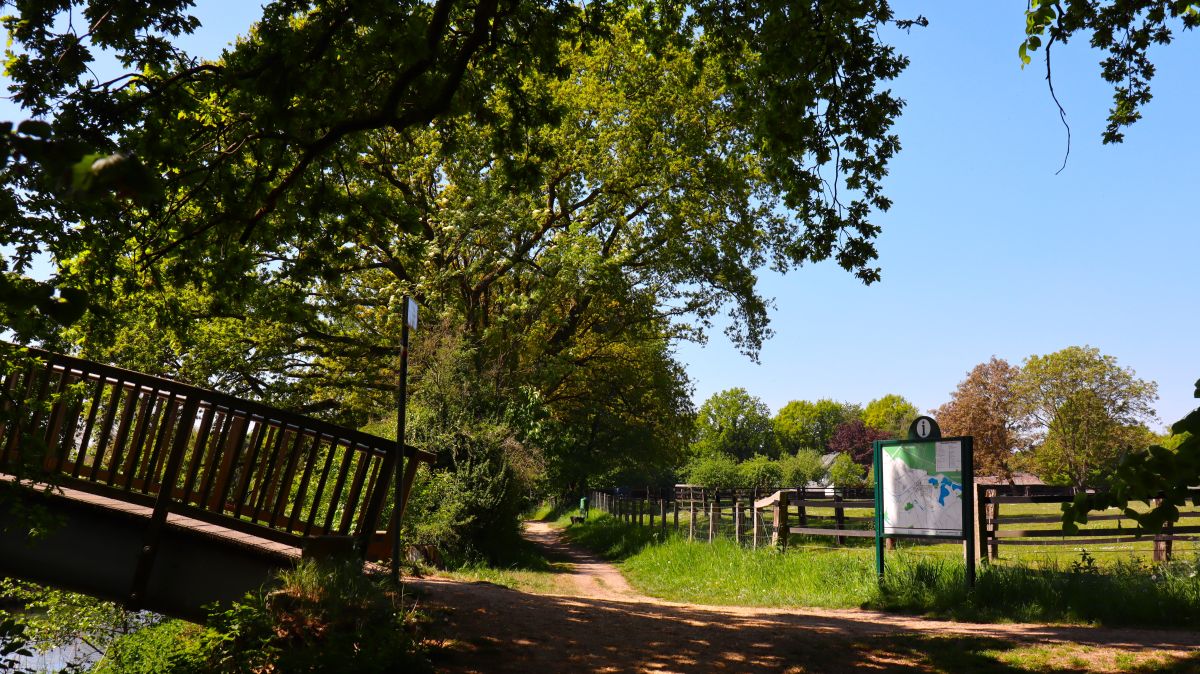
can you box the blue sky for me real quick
[678,2,1200,428]
[3,3,1196,427]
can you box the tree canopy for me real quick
[774,399,860,453]
[1015,346,1158,487]
[827,418,889,465]
[691,388,776,461]
[1,0,1197,510]
[936,357,1028,481]
[862,394,918,439]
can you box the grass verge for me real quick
[444,527,573,594]
[565,513,1200,627]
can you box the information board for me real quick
[877,438,972,538]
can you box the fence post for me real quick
[797,488,807,526]
[833,493,845,546]
[974,484,989,564]
[673,500,680,530]
[688,500,696,540]
[987,488,999,561]
[1153,496,1173,562]
[713,491,721,531]
[734,494,743,543]
[660,499,667,536]
[708,501,717,543]
[639,499,645,527]
[752,499,761,549]
[777,490,789,551]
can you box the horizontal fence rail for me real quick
[589,483,1200,563]
[0,346,435,555]
[975,485,1200,563]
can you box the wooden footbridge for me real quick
[0,346,433,619]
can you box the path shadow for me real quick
[412,577,1200,674]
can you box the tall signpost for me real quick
[874,416,975,587]
[392,296,417,583]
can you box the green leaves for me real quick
[67,152,159,202]
[1019,0,1199,143]
[15,120,51,138]
[692,388,777,461]
[0,273,90,337]
[1061,377,1200,536]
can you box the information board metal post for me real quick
[962,436,975,588]
[873,440,884,583]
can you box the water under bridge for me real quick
[0,346,433,619]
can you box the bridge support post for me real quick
[128,398,197,608]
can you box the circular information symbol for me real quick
[916,418,931,438]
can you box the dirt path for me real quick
[410,522,1200,673]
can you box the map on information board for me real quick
[880,440,966,537]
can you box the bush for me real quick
[195,560,427,673]
[779,449,827,487]
[829,453,866,488]
[738,455,782,490]
[94,620,209,674]
[399,426,532,563]
[684,454,741,490]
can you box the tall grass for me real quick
[876,552,1200,627]
[560,512,663,560]
[624,537,877,608]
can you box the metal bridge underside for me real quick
[1,482,299,620]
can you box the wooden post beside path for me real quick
[752,501,761,549]
[833,493,845,546]
[1154,496,1174,562]
[733,494,742,543]
[777,490,789,551]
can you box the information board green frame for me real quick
[873,435,975,586]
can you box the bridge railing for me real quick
[0,347,433,553]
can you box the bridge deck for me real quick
[50,481,302,559]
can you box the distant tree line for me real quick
[685,345,1166,490]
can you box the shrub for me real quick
[202,560,428,673]
[738,455,782,490]
[684,454,741,490]
[829,453,866,488]
[94,620,209,674]
[779,449,827,487]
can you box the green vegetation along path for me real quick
[413,522,1200,672]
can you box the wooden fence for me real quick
[586,486,876,548]
[0,347,436,558]
[585,484,1200,563]
[974,484,1200,563]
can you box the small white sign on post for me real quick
[405,298,418,331]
